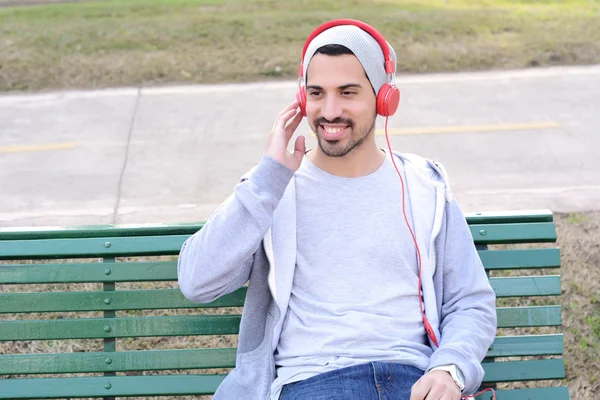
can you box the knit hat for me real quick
[302,24,397,95]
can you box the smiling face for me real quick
[305,52,378,158]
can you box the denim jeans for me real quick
[279,362,425,400]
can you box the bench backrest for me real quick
[0,210,569,399]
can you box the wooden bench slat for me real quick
[482,387,570,400]
[0,315,241,341]
[0,288,247,313]
[479,248,561,270]
[0,261,178,284]
[497,306,562,327]
[1,335,564,375]
[1,277,558,314]
[0,223,205,241]
[0,373,570,399]
[0,307,559,340]
[482,359,565,382]
[0,348,237,375]
[490,276,561,297]
[0,248,562,284]
[0,235,189,260]
[0,223,557,260]
[0,306,559,339]
[0,374,226,399]
[470,222,557,244]
[488,334,564,357]
[0,209,553,241]
[464,209,554,225]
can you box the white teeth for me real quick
[324,127,344,134]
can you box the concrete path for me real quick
[1,65,599,227]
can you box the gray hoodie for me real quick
[177,151,497,399]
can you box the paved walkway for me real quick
[1,65,599,227]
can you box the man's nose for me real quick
[321,95,343,121]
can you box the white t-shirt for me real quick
[270,150,433,399]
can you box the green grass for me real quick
[0,0,599,92]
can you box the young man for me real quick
[178,20,497,400]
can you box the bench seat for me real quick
[0,209,570,399]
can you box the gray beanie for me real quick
[302,24,397,95]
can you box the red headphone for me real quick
[296,19,401,117]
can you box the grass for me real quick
[555,211,600,399]
[0,0,599,92]
[489,212,600,399]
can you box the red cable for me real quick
[462,388,497,400]
[383,116,438,348]
[384,117,497,400]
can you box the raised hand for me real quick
[266,100,306,172]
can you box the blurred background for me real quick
[0,0,598,398]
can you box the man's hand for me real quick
[410,370,461,400]
[266,100,306,172]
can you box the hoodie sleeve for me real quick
[177,155,294,304]
[427,197,498,395]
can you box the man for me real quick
[177,19,497,400]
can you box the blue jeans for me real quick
[279,362,425,400]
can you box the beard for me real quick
[311,115,377,157]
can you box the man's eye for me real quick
[308,91,321,96]
[342,91,356,96]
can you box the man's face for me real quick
[305,53,377,157]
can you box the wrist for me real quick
[251,155,294,196]
[429,365,465,391]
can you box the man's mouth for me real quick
[320,124,349,141]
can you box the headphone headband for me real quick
[299,19,395,76]
[295,19,400,118]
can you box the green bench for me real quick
[0,210,570,399]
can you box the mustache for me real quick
[314,117,354,127]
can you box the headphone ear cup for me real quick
[376,84,400,117]
[296,86,307,117]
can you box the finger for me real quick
[448,388,462,400]
[285,110,303,138]
[410,378,431,400]
[270,109,297,139]
[423,387,441,400]
[275,110,297,145]
[276,100,300,120]
[277,108,299,129]
[293,135,306,159]
[423,383,448,400]
[272,109,299,146]
[440,392,459,400]
[272,102,299,131]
